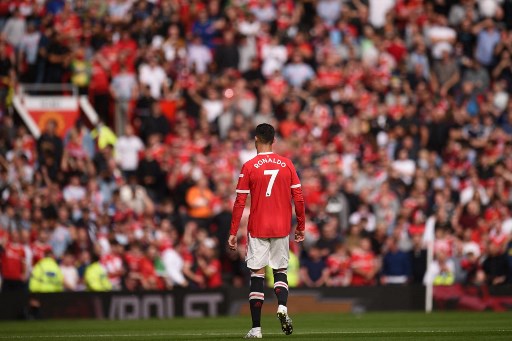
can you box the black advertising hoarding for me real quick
[0,289,229,320]
[1,285,512,320]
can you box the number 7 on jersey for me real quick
[263,169,279,197]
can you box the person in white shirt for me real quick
[161,246,187,287]
[369,0,395,29]
[261,36,288,78]
[187,36,212,74]
[317,0,344,26]
[425,15,457,60]
[63,175,86,203]
[139,57,168,99]
[238,12,261,37]
[2,9,26,48]
[202,87,224,123]
[19,23,41,82]
[392,149,416,185]
[115,124,144,178]
[251,0,276,23]
[282,53,315,88]
[60,251,79,291]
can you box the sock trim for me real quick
[251,273,265,278]
[249,292,265,300]
[274,281,288,290]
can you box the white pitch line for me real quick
[2,330,512,339]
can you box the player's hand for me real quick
[228,234,237,251]
[294,230,305,243]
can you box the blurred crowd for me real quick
[1,0,512,293]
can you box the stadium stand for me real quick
[0,0,512,293]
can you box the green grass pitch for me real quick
[1,312,511,340]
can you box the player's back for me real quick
[237,152,301,238]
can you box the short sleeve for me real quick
[235,163,251,194]
[289,162,301,189]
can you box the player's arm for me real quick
[290,163,305,242]
[228,165,250,250]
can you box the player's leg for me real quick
[269,237,293,335]
[245,236,270,338]
[273,268,289,307]
[245,269,265,338]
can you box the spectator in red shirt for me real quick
[326,243,351,287]
[1,230,27,291]
[350,238,378,286]
[195,238,222,289]
[31,229,52,266]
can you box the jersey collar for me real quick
[258,152,274,155]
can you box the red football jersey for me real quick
[1,242,26,281]
[350,250,376,286]
[101,253,124,286]
[31,242,52,266]
[235,152,301,238]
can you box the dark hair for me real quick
[255,123,275,144]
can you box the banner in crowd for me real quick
[23,96,80,138]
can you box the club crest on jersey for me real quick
[254,157,287,168]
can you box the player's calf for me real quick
[273,269,293,335]
[249,272,265,329]
[273,269,289,306]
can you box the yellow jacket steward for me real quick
[84,262,112,291]
[29,257,64,293]
[90,124,117,150]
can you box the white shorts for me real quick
[246,234,289,270]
